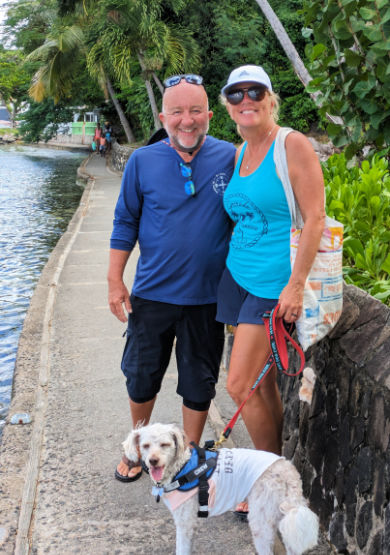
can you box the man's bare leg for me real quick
[182,405,208,444]
[116,397,156,478]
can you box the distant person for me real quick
[217,65,325,516]
[99,133,106,157]
[94,122,102,149]
[104,121,113,152]
[108,74,235,482]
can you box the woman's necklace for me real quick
[245,126,276,171]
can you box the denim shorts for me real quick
[216,268,278,326]
[121,295,224,407]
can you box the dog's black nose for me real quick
[149,458,159,467]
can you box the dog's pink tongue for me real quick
[150,466,164,482]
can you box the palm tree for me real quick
[26,22,136,142]
[26,0,200,138]
[27,24,85,103]
[96,0,200,130]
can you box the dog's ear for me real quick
[170,425,186,457]
[122,429,141,462]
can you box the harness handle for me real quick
[208,304,305,450]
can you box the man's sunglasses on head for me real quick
[164,74,203,88]
[225,86,267,105]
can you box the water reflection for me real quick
[0,145,85,432]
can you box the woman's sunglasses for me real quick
[225,86,267,105]
[164,74,203,88]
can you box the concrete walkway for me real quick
[0,153,271,554]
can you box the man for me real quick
[104,121,113,152]
[108,74,235,481]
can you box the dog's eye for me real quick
[142,443,150,449]
[160,442,171,448]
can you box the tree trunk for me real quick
[105,76,136,143]
[254,0,342,125]
[152,72,164,95]
[138,52,162,130]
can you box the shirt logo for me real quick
[212,172,230,196]
[224,193,268,249]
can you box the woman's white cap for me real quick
[221,65,272,95]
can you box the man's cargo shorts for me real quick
[121,295,225,409]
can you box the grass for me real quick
[0,127,19,136]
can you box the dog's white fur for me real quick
[123,423,319,555]
[299,367,317,405]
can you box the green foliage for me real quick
[118,76,156,141]
[0,127,19,136]
[26,23,86,102]
[0,46,31,121]
[303,0,390,158]
[324,152,390,304]
[4,0,57,53]
[18,98,74,142]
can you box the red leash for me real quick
[206,304,305,449]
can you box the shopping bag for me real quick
[274,127,344,351]
[290,218,343,350]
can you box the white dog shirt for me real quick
[155,448,282,515]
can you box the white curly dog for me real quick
[123,423,319,555]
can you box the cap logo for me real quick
[239,70,250,77]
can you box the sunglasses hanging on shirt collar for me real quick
[180,163,196,197]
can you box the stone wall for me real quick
[110,140,135,173]
[276,285,389,553]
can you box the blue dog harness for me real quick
[153,442,218,517]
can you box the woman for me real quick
[216,65,325,515]
[93,122,102,149]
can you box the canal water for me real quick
[0,145,85,432]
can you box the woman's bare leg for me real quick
[227,323,283,453]
[228,323,283,513]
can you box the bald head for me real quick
[159,80,213,154]
[162,80,209,113]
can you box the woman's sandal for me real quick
[114,455,143,483]
[234,501,249,521]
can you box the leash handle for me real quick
[263,304,305,377]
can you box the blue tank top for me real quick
[223,141,291,298]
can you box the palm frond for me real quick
[29,68,48,102]
[110,44,133,84]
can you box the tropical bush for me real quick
[303,0,390,159]
[323,152,390,304]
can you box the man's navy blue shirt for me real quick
[110,136,236,305]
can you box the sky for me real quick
[0,0,9,23]
[0,0,8,40]
[0,0,15,42]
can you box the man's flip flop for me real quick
[114,455,143,482]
